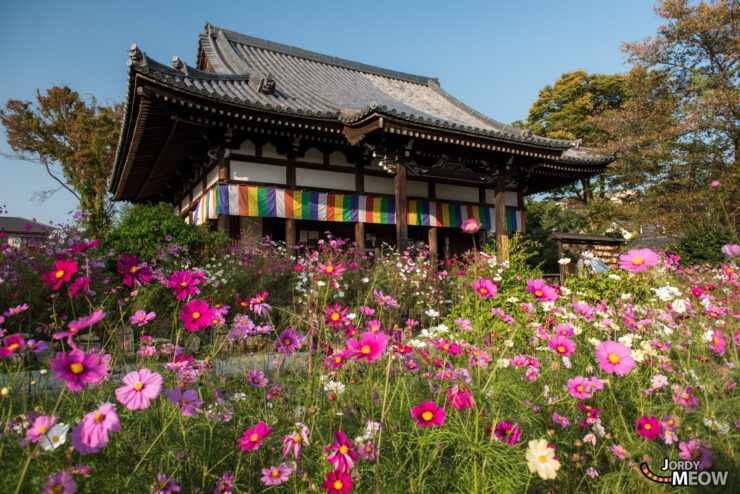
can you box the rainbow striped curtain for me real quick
[191,184,524,231]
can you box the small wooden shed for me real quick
[548,232,627,281]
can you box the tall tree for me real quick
[515,70,626,207]
[1,86,123,235]
[596,0,738,232]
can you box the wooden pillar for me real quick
[558,240,565,282]
[429,226,438,266]
[355,221,365,251]
[394,163,408,252]
[495,177,509,260]
[286,219,296,258]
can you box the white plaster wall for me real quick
[206,168,218,188]
[230,161,287,184]
[484,189,520,207]
[364,175,394,195]
[296,169,355,191]
[234,139,256,155]
[435,183,478,202]
[407,180,428,198]
[328,150,353,167]
[301,147,324,164]
[192,183,203,201]
[261,142,284,159]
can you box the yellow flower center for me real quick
[180,398,188,404]
[272,470,279,477]
[284,338,291,345]
[443,344,450,350]
[250,433,259,441]
[632,258,644,265]
[576,385,583,392]
[339,445,349,454]
[667,419,673,426]
[7,343,19,351]
[361,345,371,354]
[335,357,342,363]
[326,266,334,273]
[331,313,340,321]
[644,424,651,430]
[557,345,566,353]
[192,312,200,319]
[421,411,434,421]
[55,270,65,279]
[534,290,543,297]
[70,363,84,374]
[53,485,63,493]
[714,337,719,344]
[134,382,143,391]
[38,425,47,434]
[180,281,188,287]
[538,454,547,463]
[130,266,138,273]
[333,480,343,490]
[480,288,487,294]
[608,354,620,364]
[293,434,301,442]
[52,435,59,442]
[95,413,104,423]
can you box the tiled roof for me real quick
[0,217,51,233]
[123,24,614,156]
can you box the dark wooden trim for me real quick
[395,164,408,251]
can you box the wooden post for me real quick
[558,239,565,283]
[394,163,408,252]
[429,226,438,266]
[355,221,365,251]
[495,177,509,260]
[286,219,296,258]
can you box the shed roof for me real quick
[548,232,627,244]
[0,216,51,234]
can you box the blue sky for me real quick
[0,0,662,225]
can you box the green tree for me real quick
[595,0,739,233]
[514,70,626,206]
[0,86,122,236]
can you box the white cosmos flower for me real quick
[425,309,440,318]
[39,423,69,451]
[323,381,345,394]
[558,258,571,265]
[526,439,561,480]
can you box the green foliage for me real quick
[670,222,735,265]
[103,202,213,264]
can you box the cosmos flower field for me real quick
[0,222,738,493]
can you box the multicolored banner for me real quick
[191,184,524,232]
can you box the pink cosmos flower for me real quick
[322,471,353,494]
[317,261,346,277]
[180,300,211,332]
[635,415,661,440]
[41,471,76,494]
[166,387,203,417]
[552,412,570,427]
[710,180,720,187]
[26,415,58,443]
[276,329,304,354]
[611,444,629,459]
[129,310,156,327]
[261,463,292,486]
[248,291,272,317]
[54,310,106,341]
[461,218,481,234]
[554,324,574,337]
[117,253,153,287]
[153,474,181,494]
[50,349,107,392]
[42,258,78,290]
[472,277,498,298]
[678,437,714,470]
[322,303,350,328]
[595,341,635,376]
[282,422,310,460]
[722,243,740,259]
[346,331,389,363]
[324,431,360,472]
[214,473,234,494]
[237,422,272,452]
[493,421,521,445]
[248,369,269,388]
[526,278,558,302]
[115,368,162,410]
[411,401,445,427]
[167,270,203,300]
[567,376,595,399]
[549,335,576,356]
[618,248,659,273]
[0,333,24,358]
[447,384,475,410]
[68,276,91,298]
[709,330,726,356]
[79,403,121,450]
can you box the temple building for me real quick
[109,23,615,258]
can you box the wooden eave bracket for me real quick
[342,117,384,145]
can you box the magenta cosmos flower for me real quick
[322,303,350,328]
[324,431,360,473]
[635,415,661,440]
[54,310,106,341]
[526,278,558,302]
[493,421,521,445]
[261,462,293,486]
[180,300,212,332]
[248,369,268,388]
[165,387,203,417]
[276,329,304,354]
[50,348,107,392]
[247,291,272,317]
[411,401,445,427]
[130,310,156,327]
[322,471,353,494]
[461,218,481,234]
[153,474,181,494]
[79,403,121,450]
[472,277,497,298]
[283,422,310,460]
[709,330,726,356]
[618,248,659,273]
[214,473,234,494]
[42,258,78,290]
[167,270,203,300]
[317,261,346,277]
[117,253,153,287]
[26,415,59,443]
[346,330,389,363]
[0,333,24,358]
[678,437,714,470]
[549,335,576,356]
[237,422,272,452]
[567,376,595,399]
[115,368,163,410]
[595,341,636,376]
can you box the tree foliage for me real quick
[0,86,123,236]
[594,0,739,233]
